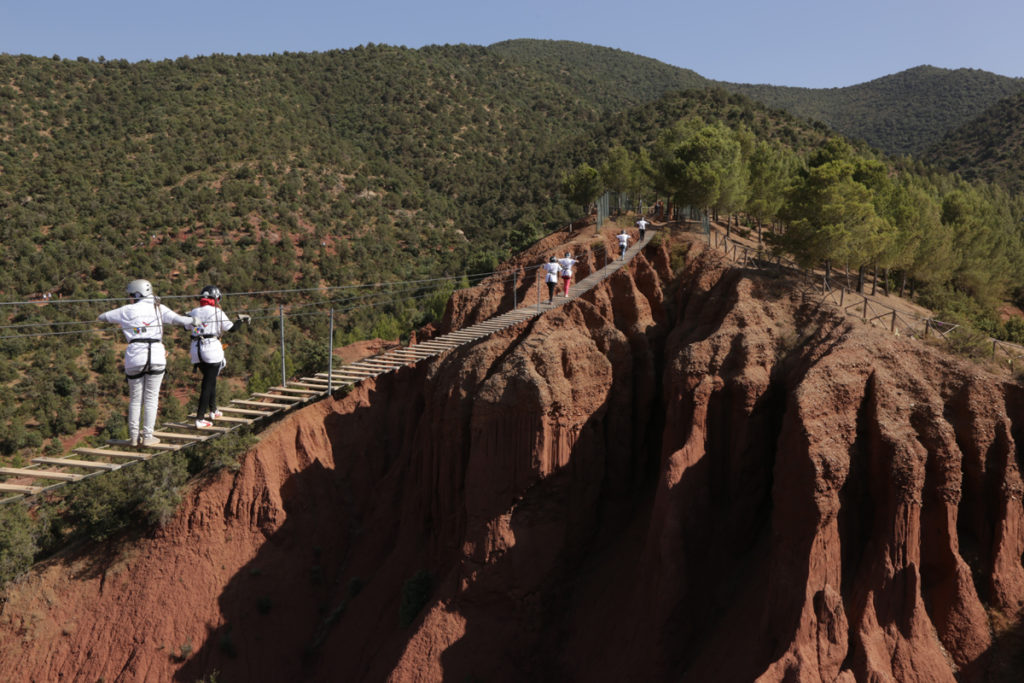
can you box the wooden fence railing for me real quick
[709,230,1024,369]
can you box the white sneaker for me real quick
[208,410,223,420]
[140,436,161,447]
[195,419,213,429]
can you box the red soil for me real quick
[2,225,1024,681]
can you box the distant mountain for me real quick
[727,66,1024,156]
[490,41,1024,158]
[922,91,1024,193]
[488,39,711,112]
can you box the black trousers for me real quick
[195,362,221,418]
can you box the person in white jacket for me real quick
[542,256,561,303]
[186,285,250,429]
[97,279,193,447]
[557,252,578,297]
[617,229,631,260]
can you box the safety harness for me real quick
[192,302,226,366]
[125,296,168,380]
[125,339,165,379]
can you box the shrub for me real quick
[64,453,188,541]
[670,241,693,275]
[0,504,38,587]
[944,326,993,360]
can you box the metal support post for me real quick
[279,304,286,387]
[328,308,335,394]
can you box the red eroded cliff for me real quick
[2,229,1024,681]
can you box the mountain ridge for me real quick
[489,39,1024,156]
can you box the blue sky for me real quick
[1,0,1021,88]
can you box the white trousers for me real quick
[126,366,165,441]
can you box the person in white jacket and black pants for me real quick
[97,279,194,447]
[187,285,250,429]
[542,256,561,303]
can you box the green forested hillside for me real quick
[488,39,711,112]
[490,41,1024,158]
[0,44,600,302]
[728,66,1024,156]
[923,92,1024,193]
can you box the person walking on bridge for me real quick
[617,229,631,260]
[187,285,251,429]
[557,252,578,298]
[542,256,561,303]
[636,216,648,242]
[98,279,194,447]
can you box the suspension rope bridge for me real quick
[0,228,655,503]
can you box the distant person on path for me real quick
[542,256,561,303]
[636,216,648,241]
[97,279,194,447]
[557,252,578,297]
[617,229,631,260]
[187,285,251,429]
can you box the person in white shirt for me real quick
[617,230,631,260]
[636,217,648,241]
[187,285,250,429]
[557,252,578,297]
[97,279,193,447]
[541,256,561,303]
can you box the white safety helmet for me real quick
[126,279,153,300]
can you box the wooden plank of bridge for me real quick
[252,393,302,402]
[330,369,378,378]
[230,400,285,410]
[317,374,363,383]
[218,406,278,416]
[106,440,181,452]
[286,381,330,389]
[437,334,482,343]
[33,457,121,471]
[0,467,84,482]
[343,367,384,376]
[165,421,232,433]
[76,447,154,460]
[360,355,407,364]
[268,386,321,395]
[354,360,402,370]
[187,413,253,423]
[0,483,43,494]
[319,376,368,385]
[387,350,433,359]
[444,329,485,337]
[152,431,207,441]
